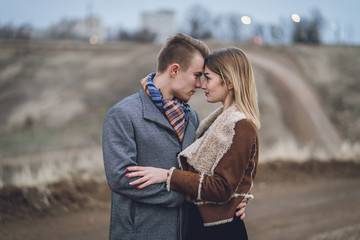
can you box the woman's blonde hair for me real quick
[205,47,260,129]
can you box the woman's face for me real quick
[201,66,229,104]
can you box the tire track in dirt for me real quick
[248,52,342,158]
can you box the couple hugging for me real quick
[103,33,260,240]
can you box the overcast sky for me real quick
[0,0,359,44]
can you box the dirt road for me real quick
[2,164,359,240]
[247,51,342,157]
[246,178,360,240]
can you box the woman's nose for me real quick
[201,80,207,89]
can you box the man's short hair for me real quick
[157,33,210,73]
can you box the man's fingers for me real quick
[240,212,246,220]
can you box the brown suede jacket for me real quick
[167,114,259,226]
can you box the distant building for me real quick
[74,15,108,44]
[141,10,175,43]
[42,15,108,43]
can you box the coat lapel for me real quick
[139,89,174,132]
[182,111,196,148]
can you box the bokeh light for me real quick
[291,14,301,23]
[253,36,263,45]
[241,16,251,24]
[89,35,99,45]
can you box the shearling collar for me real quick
[179,105,246,176]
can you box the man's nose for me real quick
[195,78,202,88]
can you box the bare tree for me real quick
[132,28,157,42]
[228,14,242,41]
[0,23,15,39]
[308,9,323,44]
[270,25,283,43]
[0,23,32,40]
[253,24,264,40]
[117,28,157,42]
[292,8,323,44]
[293,19,309,43]
[15,24,32,40]
[45,18,80,40]
[186,5,213,39]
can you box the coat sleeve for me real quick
[102,105,184,207]
[168,119,258,203]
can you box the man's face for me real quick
[172,53,204,101]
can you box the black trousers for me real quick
[185,203,248,240]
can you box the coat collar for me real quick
[139,88,174,131]
[179,105,246,176]
[139,88,196,147]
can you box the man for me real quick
[102,33,246,240]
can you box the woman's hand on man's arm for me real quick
[126,166,169,189]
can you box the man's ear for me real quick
[169,63,180,78]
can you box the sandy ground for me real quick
[246,178,360,240]
[1,161,359,240]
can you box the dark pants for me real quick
[186,203,248,240]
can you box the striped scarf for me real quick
[141,72,189,142]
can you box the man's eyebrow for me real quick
[203,72,210,76]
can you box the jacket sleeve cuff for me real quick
[197,173,204,201]
[166,167,176,192]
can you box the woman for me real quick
[127,47,260,240]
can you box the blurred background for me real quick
[0,1,359,239]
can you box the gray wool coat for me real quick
[102,88,199,240]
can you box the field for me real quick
[0,40,359,239]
